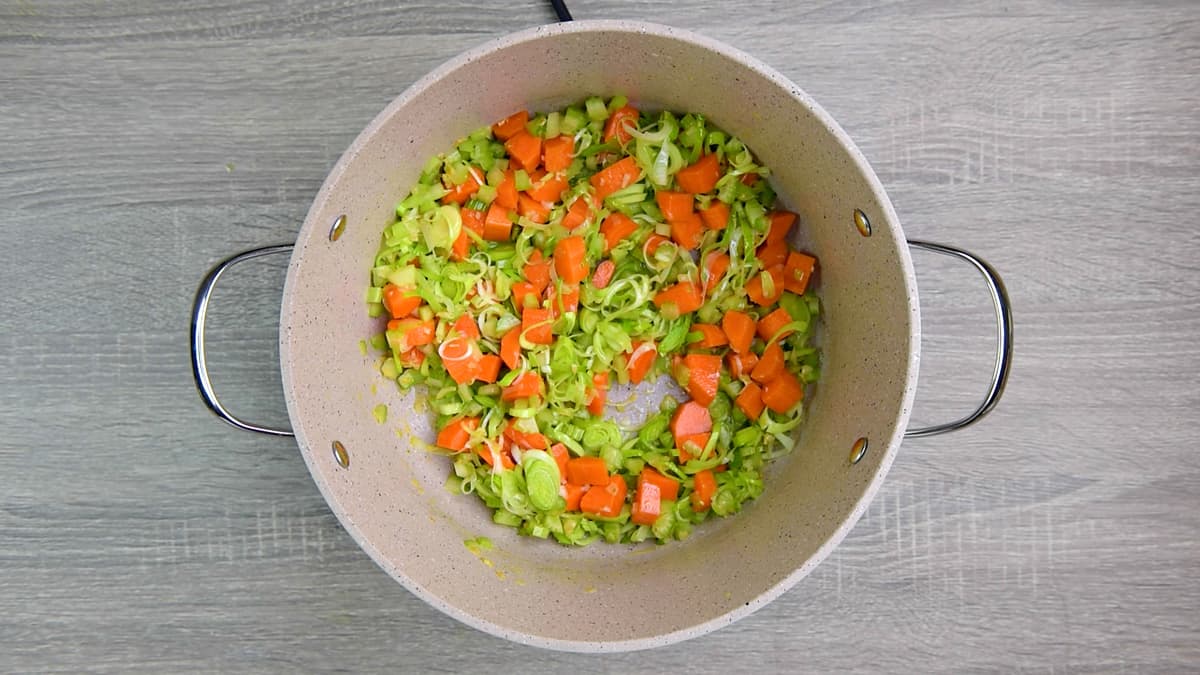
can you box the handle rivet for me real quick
[332,440,350,468]
[853,209,872,237]
[329,214,347,242]
[849,437,868,465]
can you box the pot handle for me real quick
[190,245,296,437]
[903,240,1013,438]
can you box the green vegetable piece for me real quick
[521,449,563,512]
[419,204,462,252]
[493,510,522,527]
[778,292,810,325]
[582,419,622,452]
[585,96,608,121]
[600,444,623,472]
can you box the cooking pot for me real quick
[189,20,1012,651]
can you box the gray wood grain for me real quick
[2,0,1198,671]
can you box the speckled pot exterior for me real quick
[280,20,920,652]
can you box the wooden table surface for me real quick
[3,1,1198,671]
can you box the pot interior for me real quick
[280,20,919,651]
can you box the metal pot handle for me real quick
[904,240,1013,438]
[190,245,296,437]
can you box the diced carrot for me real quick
[603,104,639,144]
[502,371,544,402]
[675,153,721,194]
[475,354,502,384]
[476,438,515,470]
[523,248,550,288]
[632,468,680,526]
[726,351,758,380]
[750,342,785,384]
[681,353,721,407]
[590,156,641,203]
[690,323,727,349]
[523,257,551,299]
[668,212,704,250]
[722,310,756,354]
[462,206,485,236]
[587,372,609,416]
[387,318,435,351]
[441,168,481,204]
[564,482,585,511]
[785,251,817,295]
[435,416,479,452]
[766,210,797,244]
[702,251,730,294]
[397,347,426,368]
[553,235,588,285]
[452,210,482,260]
[503,420,550,450]
[652,280,704,316]
[504,130,542,173]
[762,371,805,413]
[518,194,551,224]
[549,443,570,478]
[735,382,765,420]
[453,313,480,340]
[521,306,554,345]
[562,197,591,230]
[510,281,539,310]
[547,284,580,317]
[483,203,513,241]
[699,200,730,230]
[655,191,694,222]
[644,234,670,257]
[495,170,518,209]
[625,340,658,384]
[450,229,470,262]
[592,259,615,290]
[580,473,627,517]
[757,307,794,343]
[382,283,421,319]
[440,335,481,385]
[525,172,569,203]
[757,239,789,269]
[741,172,759,186]
[566,456,609,486]
[746,266,785,306]
[677,433,710,462]
[500,327,522,370]
[670,400,713,444]
[599,212,638,253]
[641,468,680,501]
[542,135,574,172]
[492,110,529,141]
[691,469,717,511]
[631,481,663,525]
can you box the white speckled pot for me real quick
[282,20,919,651]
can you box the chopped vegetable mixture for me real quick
[365,96,821,546]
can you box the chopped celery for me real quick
[521,450,563,511]
[364,95,822,547]
[585,96,608,121]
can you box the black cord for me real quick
[549,0,573,22]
